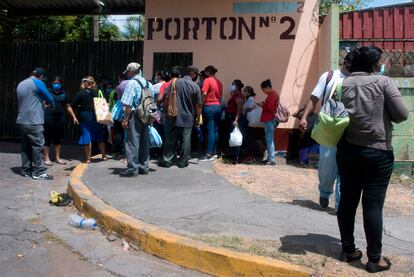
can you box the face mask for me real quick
[229,85,236,92]
[52,83,62,90]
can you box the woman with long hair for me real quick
[337,46,408,273]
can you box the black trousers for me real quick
[336,141,394,263]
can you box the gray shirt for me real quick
[165,76,202,128]
[16,76,54,125]
[341,72,409,151]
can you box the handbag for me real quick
[94,90,113,125]
[311,78,349,147]
[149,125,163,148]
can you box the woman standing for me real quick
[199,65,223,161]
[337,46,408,273]
[258,79,279,165]
[71,76,107,163]
[43,76,78,165]
[226,79,245,164]
[241,86,258,164]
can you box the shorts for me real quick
[44,118,65,146]
[78,121,105,145]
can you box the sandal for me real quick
[366,257,391,273]
[56,159,67,165]
[102,156,109,161]
[44,160,53,166]
[340,249,363,262]
[82,159,91,164]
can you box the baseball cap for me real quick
[123,62,141,74]
[32,67,46,77]
[187,65,200,75]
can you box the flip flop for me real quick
[56,160,67,165]
[82,159,91,164]
[102,156,109,161]
[44,160,53,166]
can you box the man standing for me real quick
[16,67,55,180]
[159,66,202,168]
[299,54,351,211]
[120,62,154,177]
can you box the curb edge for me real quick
[68,162,311,277]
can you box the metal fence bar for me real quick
[0,41,143,142]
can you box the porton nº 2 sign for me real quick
[147,1,305,41]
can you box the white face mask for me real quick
[229,85,236,92]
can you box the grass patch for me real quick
[190,234,311,267]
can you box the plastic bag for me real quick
[229,126,243,147]
[149,125,163,148]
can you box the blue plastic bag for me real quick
[111,100,124,121]
[149,125,163,148]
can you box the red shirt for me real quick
[159,80,172,99]
[226,90,244,114]
[202,77,223,105]
[260,90,279,122]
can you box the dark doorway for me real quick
[153,52,193,78]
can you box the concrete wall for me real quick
[143,0,324,128]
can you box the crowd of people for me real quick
[15,45,408,273]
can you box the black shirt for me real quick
[71,89,98,123]
[44,90,68,120]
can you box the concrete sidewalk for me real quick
[82,158,414,257]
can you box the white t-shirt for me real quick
[152,81,164,95]
[311,69,345,105]
[243,96,256,114]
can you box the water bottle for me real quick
[195,126,204,142]
[68,214,97,229]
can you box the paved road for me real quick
[0,141,207,277]
[84,157,414,261]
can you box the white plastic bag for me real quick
[229,127,243,147]
[247,106,264,128]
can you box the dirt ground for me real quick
[213,161,414,277]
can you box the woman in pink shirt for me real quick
[257,79,279,165]
[199,65,223,161]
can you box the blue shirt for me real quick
[121,75,154,110]
[16,76,55,125]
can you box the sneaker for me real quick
[158,161,171,168]
[263,161,276,166]
[199,154,215,162]
[32,173,54,180]
[21,172,31,177]
[319,197,329,208]
[119,170,138,177]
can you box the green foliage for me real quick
[0,15,120,42]
[319,0,371,15]
[122,16,145,41]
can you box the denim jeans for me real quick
[318,145,341,210]
[337,141,394,263]
[124,114,150,173]
[203,105,221,155]
[263,120,278,162]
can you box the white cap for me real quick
[123,62,141,74]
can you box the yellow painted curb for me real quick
[68,162,312,277]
